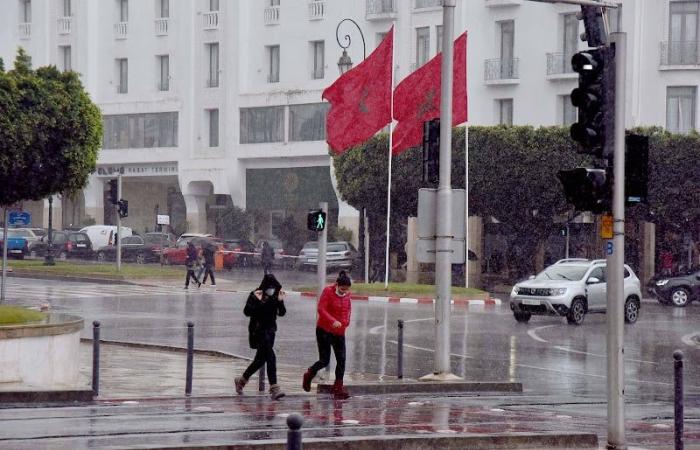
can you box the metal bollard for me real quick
[185,322,194,396]
[286,413,304,450]
[397,319,404,379]
[258,365,266,392]
[674,350,684,450]
[92,321,100,397]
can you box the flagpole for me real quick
[465,123,469,289]
[384,27,396,289]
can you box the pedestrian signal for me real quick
[307,210,326,232]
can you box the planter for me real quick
[0,314,84,390]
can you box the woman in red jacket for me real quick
[302,271,352,399]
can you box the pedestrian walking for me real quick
[184,241,201,290]
[195,244,206,280]
[201,242,216,287]
[234,273,287,400]
[302,270,352,400]
[261,241,274,275]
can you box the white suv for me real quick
[509,259,642,325]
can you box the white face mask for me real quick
[265,288,275,297]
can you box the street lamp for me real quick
[337,50,353,74]
[335,18,366,74]
[44,195,55,266]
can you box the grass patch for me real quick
[0,305,46,325]
[292,282,486,298]
[7,260,184,280]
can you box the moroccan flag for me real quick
[392,32,467,154]
[323,27,393,154]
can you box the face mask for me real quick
[265,288,275,297]
[336,288,348,297]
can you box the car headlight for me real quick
[551,288,567,296]
[511,286,520,295]
[655,279,669,286]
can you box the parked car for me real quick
[96,235,162,264]
[254,239,285,263]
[298,241,360,271]
[509,258,642,325]
[80,225,133,250]
[0,230,29,259]
[647,266,700,307]
[225,238,255,268]
[162,235,230,267]
[30,231,94,260]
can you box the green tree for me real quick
[0,49,102,206]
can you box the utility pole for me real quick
[1,208,7,303]
[317,202,328,299]
[607,31,626,449]
[116,173,122,272]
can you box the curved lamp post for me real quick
[335,18,366,74]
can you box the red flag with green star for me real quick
[323,27,393,154]
[392,32,467,154]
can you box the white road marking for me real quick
[526,325,557,343]
[552,346,659,365]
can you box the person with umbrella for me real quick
[201,239,217,287]
[184,240,201,289]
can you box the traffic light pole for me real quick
[116,174,122,273]
[317,202,328,300]
[607,31,626,450]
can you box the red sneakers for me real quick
[302,369,313,392]
[332,380,350,400]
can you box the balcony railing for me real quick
[660,41,700,66]
[203,11,219,30]
[114,22,128,39]
[264,6,280,25]
[19,22,31,40]
[309,1,325,20]
[366,0,397,20]
[57,17,72,35]
[484,58,519,81]
[155,18,169,35]
[415,0,442,8]
[546,52,575,76]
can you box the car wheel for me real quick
[58,251,67,261]
[97,252,106,262]
[566,298,586,325]
[670,287,690,307]
[513,312,531,323]
[624,297,640,324]
[135,253,146,265]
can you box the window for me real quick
[311,41,324,79]
[208,109,219,147]
[563,14,578,58]
[209,0,219,11]
[240,106,285,143]
[206,43,219,87]
[416,0,442,7]
[116,58,128,93]
[270,0,280,5]
[60,46,71,72]
[666,86,697,133]
[20,0,31,22]
[157,55,169,91]
[416,27,430,67]
[103,112,179,149]
[588,267,606,282]
[158,0,169,18]
[63,0,71,16]
[267,45,280,83]
[561,95,577,126]
[289,103,330,141]
[119,0,128,22]
[436,25,443,53]
[497,99,513,125]
[669,1,699,64]
[607,3,622,33]
[499,20,515,77]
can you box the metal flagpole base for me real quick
[418,372,463,382]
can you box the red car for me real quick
[162,236,235,269]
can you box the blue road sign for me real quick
[606,241,613,256]
[8,211,31,226]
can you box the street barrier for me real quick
[92,321,100,397]
[397,319,404,379]
[258,365,266,392]
[186,322,194,396]
[674,349,684,450]
[286,413,304,450]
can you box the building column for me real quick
[405,217,419,284]
[83,175,104,225]
[183,194,207,234]
[641,221,656,286]
[467,216,483,289]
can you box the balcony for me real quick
[485,0,522,6]
[366,0,397,20]
[415,0,442,9]
[484,58,519,83]
[203,11,219,30]
[264,6,280,25]
[18,22,31,40]
[309,1,325,20]
[155,18,169,35]
[114,22,128,40]
[546,52,576,77]
[660,41,700,67]
[57,17,72,35]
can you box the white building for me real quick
[1,0,697,241]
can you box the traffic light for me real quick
[307,209,326,232]
[108,179,118,205]
[422,119,440,184]
[570,45,615,159]
[557,167,611,214]
[625,134,649,206]
[117,199,128,218]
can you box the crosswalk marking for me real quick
[2,279,189,302]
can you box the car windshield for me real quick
[10,230,32,238]
[303,242,318,249]
[535,265,589,281]
[32,229,46,237]
[145,235,166,245]
[327,243,347,252]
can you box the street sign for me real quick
[416,189,467,264]
[8,211,31,226]
[606,241,613,255]
[157,215,170,225]
[416,238,466,264]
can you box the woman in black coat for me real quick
[235,273,286,400]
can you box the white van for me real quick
[79,225,133,250]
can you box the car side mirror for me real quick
[587,277,600,284]
[528,275,535,280]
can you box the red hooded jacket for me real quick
[317,284,352,335]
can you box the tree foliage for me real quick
[0,49,102,206]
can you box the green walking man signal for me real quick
[307,210,326,232]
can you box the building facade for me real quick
[1,0,697,242]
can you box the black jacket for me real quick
[245,274,285,348]
[203,245,215,265]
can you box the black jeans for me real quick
[202,263,216,285]
[243,330,278,385]
[309,327,346,382]
[185,267,200,287]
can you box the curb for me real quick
[317,381,523,395]
[8,271,137,286]
[0,389,93,403]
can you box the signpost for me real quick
[8,212,31,227]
